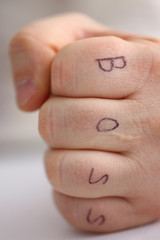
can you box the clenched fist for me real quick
[10,12,160,233]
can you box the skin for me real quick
[9,12,160,233]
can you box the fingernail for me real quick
[15,78,38,106]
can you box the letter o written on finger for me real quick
[96,117,119,132]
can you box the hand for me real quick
[10,12,160,233]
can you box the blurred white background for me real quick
[1,0,160,239]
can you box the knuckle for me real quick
[102,36,126,50]
[51,46,74,95]
[45,150,60,188]
[45,150,69,193]
[106,35,125,44]
[44,150,55,183]
[38,99,52,144]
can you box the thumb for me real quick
[9,12,107,111]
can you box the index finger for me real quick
[9,12,106,111]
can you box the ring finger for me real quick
[45,149,142,198]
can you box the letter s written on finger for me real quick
[86,208,106,226]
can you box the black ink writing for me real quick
[96,117,119,132]
[87,208,106,226]
[96,56,126,72]
[89,168,109,184]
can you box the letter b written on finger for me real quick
[96,56,127,72]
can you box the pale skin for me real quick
[9,12,160,233]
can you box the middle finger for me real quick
[39,97,142,152]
